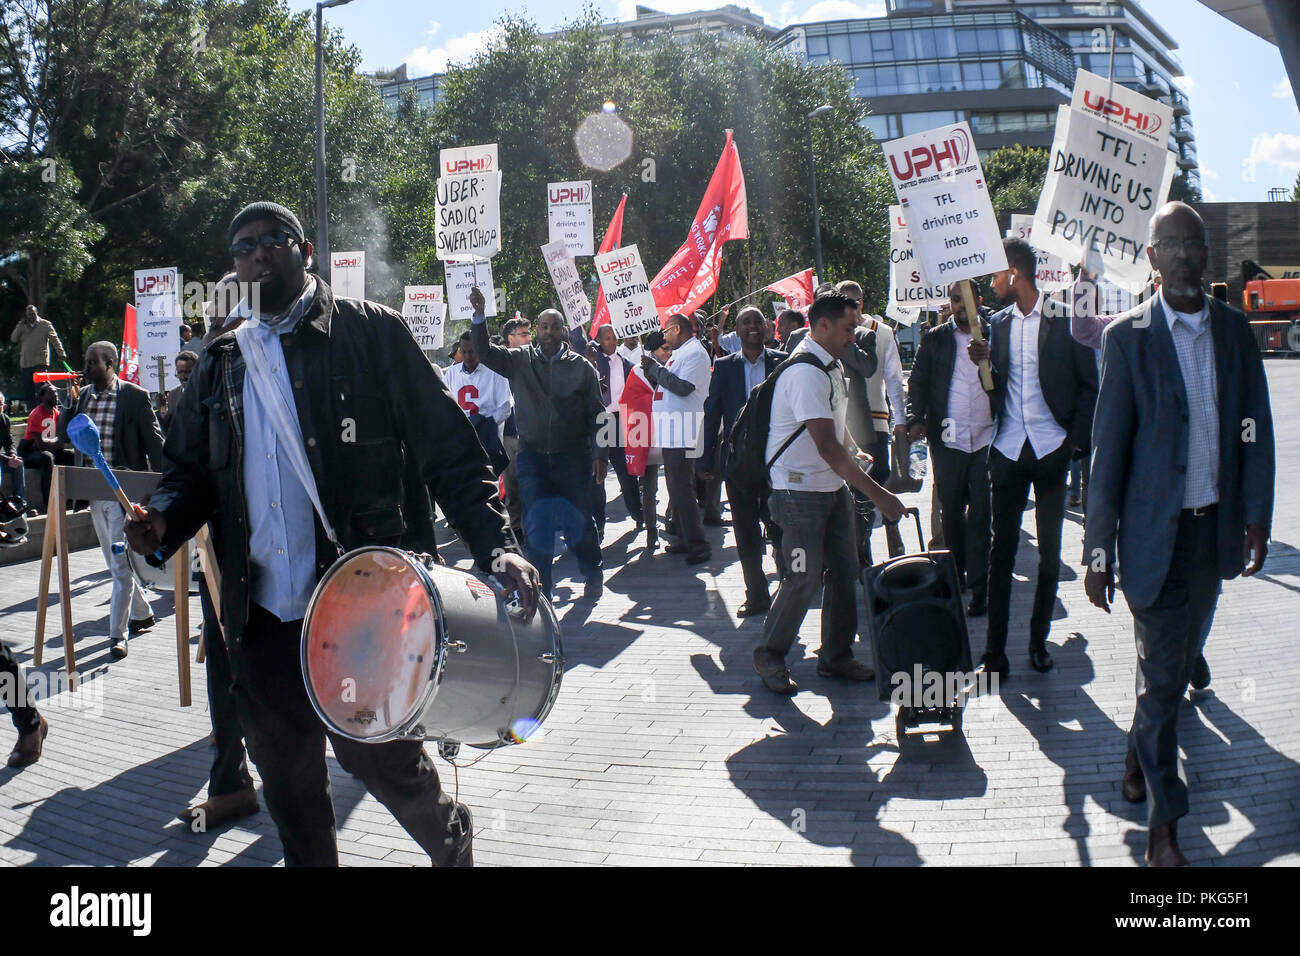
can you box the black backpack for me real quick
[724,351,833,502]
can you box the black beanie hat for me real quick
[228,201,305,247]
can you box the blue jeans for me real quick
[515,442,602,596]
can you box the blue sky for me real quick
[291,0,1300,202]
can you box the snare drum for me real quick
[301,548,563,749]
[126,540,194,594]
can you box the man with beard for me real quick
[127,201,540,866]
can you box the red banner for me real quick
[589,194,627,338]
[763,268,815,311]
[121,304,141,385]
[649,131,748,325]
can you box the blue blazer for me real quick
[1084,295,1275,609]
[699,347,784,474]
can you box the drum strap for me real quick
[234,318,340,549]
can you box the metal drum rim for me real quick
[299,547,449,744]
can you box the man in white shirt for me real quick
[754,292,906,695]
[969,238,1098,677]
[642,313,712,564]
[443,332,513,426]
[907,284,994,617]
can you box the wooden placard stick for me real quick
[174,539,191,706]
[960,279,994,392]
[33,465,60,667]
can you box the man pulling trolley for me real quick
[126,201,541,867]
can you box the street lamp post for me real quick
[805,104,833,281]
[316,0,357,283]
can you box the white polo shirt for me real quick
[652,336,712,450]
[766,337,845,492]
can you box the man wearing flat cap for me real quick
[127,201,542,867]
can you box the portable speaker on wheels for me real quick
[862,507,973,737]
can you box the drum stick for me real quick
[960,279,994,392]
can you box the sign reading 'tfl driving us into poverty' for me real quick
[884,121,1008,286]
[594,244,661,340]
[402,285,446,351]
[1032,70,1177,291]
[547,181,595,258]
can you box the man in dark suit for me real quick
[968,238,1098,677]
[59,341,165,657]
[591,324,642,533]
[1084,202,1274,866]
[907,284,993,617]
[698,306,784,615]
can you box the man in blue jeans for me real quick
[470,290,606,600]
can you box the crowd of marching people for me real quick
[0,199,1276,869]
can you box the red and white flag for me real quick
[649,131,748,325]
[121,304,141,385]
[763,269,815,311]
[588,194,628,338]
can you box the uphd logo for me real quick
[549,185,589,204]
[333,257,360,268]
[444,156,493,175]
[889,128,971,182]
[600,254,635,273]
[134,274,175,295]
[406,291,441,301]
[50,886,151,936]
[889,664,996,709]
[1079,90,1163,136]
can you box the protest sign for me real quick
[887,203,948,323]
[439,143,499,177]
[435,172,501,260]
[133,267,181,392]
[547,181,594,258]
[403,286,446,351]
[331,251,365,300]
[1007,214,1071,293]
[541,239,591,331]
[1032,71,1177,291]
[594,244,661,340]
[444,258,497,321]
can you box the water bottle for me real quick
[908,441,928,480]
[111,542,126,555]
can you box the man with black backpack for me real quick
[744,292,906,695]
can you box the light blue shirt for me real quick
[242,282,319,623]
[742,351,765,395]
[1161,292,1219,509]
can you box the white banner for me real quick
[594,244,661,340]
[1007,214,1072,293]
[331,251,365,300]
[133,267,181,392]
[439,142,499,177]
[887,203,948,324]
[1031,104,1176,291]
[403,285,446,351]
[1070,69,1175,150]
[884,121,1008,286]
[435,172,501,260]
[444,258,497,322]
[547,181,594,258]
[541,239,591,331]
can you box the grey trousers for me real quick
[1127,510,1221,829]
[90,499,152,643]
[761,486,858,664]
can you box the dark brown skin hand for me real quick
[125,505,166,556]
[1084,566,1114,613]
[494,552,541,621]
[1243,524,1268,576]
[469,286,486,315]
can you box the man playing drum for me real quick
[126,201,541,867]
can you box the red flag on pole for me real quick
[121,304,141,385]
[763,269,816,311]
[589,194,628,339]
[649,130,748,325]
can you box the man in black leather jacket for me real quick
[126,201,540,867]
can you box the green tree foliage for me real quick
[1292,169,1299,202]
[982,145,1050,218]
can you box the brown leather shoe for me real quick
[177,787,260,829]
[1146,821,1188,867]
[753,648,798,695]
[817,657,875,681]
[1122,749,1146,803]
[7,715,48,768]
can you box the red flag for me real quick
[763,269,815,311]
[588,194,628,338]
[121,304,141,385]
[649,131,748,325]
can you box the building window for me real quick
[901,110,959,136]
[862,114,900,140]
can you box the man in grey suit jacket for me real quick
[1084,202,1274,866]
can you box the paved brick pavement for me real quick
[1,363,1297,867]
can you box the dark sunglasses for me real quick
[229,229,297,258]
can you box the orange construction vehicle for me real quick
[1242,261,1300,354]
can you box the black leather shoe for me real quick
[128,615,155,635]
[1190,654,1211,690]
[1028,643,1054,673]
[1122,749,1146,803]
[1146,822,1187,867]
[978,651,1009,679]
[110,639,128,660]
[664,542,688,555]
[753,648,798,695]
[685,549,712,565]
[737,597,770,618]
[966,595,987,617]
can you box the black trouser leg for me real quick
[641,464,659,544]
[932,444,991,600]
[1,639,40,734]
[1029,444,1070,645]
[199,577,253,797]
[985,445,1033,658]
[608,441,642,524]
[663,448,707,553]
[726,478,769,603]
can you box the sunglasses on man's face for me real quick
[229,229,296,259]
